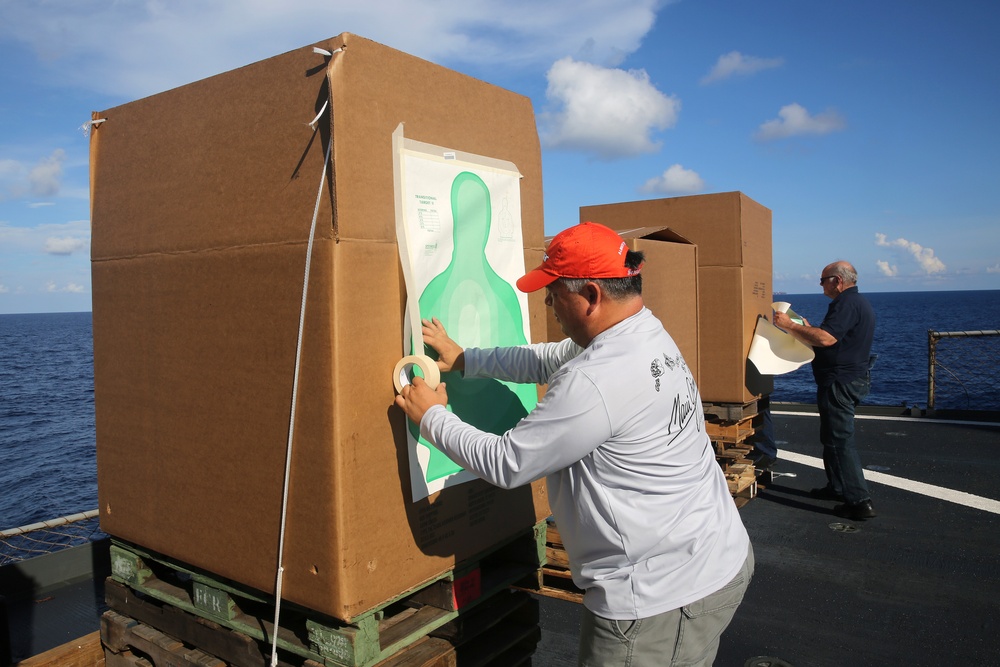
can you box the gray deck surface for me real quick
[533,409,1000,667]
[5,409,999,666]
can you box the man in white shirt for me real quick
[395,221,753,666]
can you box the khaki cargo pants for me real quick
[578,543,754,667]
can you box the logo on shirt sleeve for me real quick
[650,353,689,392]
[651,352,701,434]
[650,358,665,392]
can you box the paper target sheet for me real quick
[393,127,537,501]
[747,302,815,375]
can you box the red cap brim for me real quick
[516,266,559,293]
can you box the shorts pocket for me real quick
[613,618,639,639]
[681,570,749,619]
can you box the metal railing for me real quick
[927,329,1000,411]
[0,509,104,566]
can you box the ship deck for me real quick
[534,406,1000,667]
[4,407,1000,666]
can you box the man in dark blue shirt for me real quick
[774,261,877,520]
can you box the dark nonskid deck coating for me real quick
[534,409,1000,667]
[4,410,999,666]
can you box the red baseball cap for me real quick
[516,221,642,293]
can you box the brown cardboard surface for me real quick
[91,33,549,622]
[580,191,771,268]
[697,266,774,403]
[616,227,699,384]
[579,192,773,404]
[539,227,698,382]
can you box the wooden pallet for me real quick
[705,413,761,446]
[103,610,229,667]
[106,522,545,667]
[513,521,583,604]
[104,578,281,667]
[702,399,758,422]
[703,400,770,501]
[12,630,105,667]
[724,463,757,499]
[433,590,539,667]
[101,610,455,667]
[714,441,754,463]
[102,590,540,667]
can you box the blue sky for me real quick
[1,0,998,314]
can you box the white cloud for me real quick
[540,57,680,159]
[0,159,28,200]
[0,159,21,177]
[986,264,1000,274]
[0,222,33,248]
[29,149,66,197]
[0,1,662,98]
[44,281,85,293]
[755,103,846,141]
[0,150,66,201]
[639,164,705,194]
[875,233,946,274]
[0,220,91,254]
[44,236,88,255]
[700,51,784,85]
[876,260,899,277]
[0,284,8,293]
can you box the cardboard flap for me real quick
[581,191,771,268]
[90,41,338,261]
[327,33,544,247]
[612,225,695,246]
[546,225,694,248]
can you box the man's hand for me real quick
[422,318,465,373]
[395,377,449,425]
[773,311,795,330]
[774,311,836,348]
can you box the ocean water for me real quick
[770,290,1000,408]
[1,312,96,531]
[1,290,998,531]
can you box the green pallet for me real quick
[108,522,546,667]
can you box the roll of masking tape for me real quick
[392,354,441,393]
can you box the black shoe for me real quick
[750,452,776,470]
[809,486,845,502]
[833,500,877,521]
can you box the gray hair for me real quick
[558,275,642,300]
[557,249,645,299]
[830,261,858,285]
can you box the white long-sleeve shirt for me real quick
[420,307,750,619]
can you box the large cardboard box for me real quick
[545,227,699,383]
[581,192,772,403]
[90,33,550,622]
[583,192,769,268]
[621,227,699,384]
[697,265,773,402]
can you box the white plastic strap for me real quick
[313,46,343,57]
[308,101,329,131]
[81,118,106,137]
[269,116,332,667]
